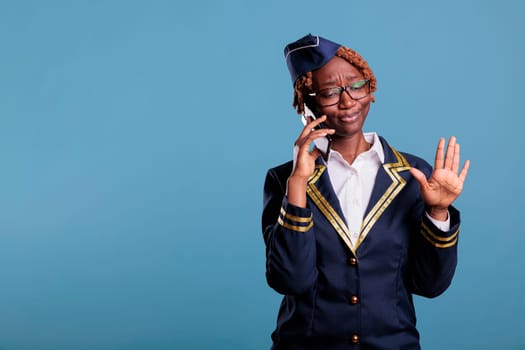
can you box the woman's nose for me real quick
[338,89,357,109]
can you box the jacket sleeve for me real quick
[261,167,318,296]
[407,162,461,298]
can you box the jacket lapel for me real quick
[306,159,357,256]
[305,139,412,255]
[355,138,411,250]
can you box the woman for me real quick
[261,34,470,349]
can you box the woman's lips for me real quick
[339,111,360,123]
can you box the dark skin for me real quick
[288,56,470,221]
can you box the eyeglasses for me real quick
[308,79,371,107]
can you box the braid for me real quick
[292,46,377,114]
[293,72,313,115]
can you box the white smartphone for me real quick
[302,103,332,159]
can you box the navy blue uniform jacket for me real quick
[262,137,460,350]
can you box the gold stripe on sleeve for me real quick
[420,222,459,248]
[278,216,314,232]
[421,222,459,243]
[280,207,313,223]
[420,231,458,248]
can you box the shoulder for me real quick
[266,160,294,179]
[400,152,431,170]
[378,135,432,173]
[264,160,294,192]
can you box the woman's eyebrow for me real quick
[318,74,361,87]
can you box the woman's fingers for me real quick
[435,137,463,171]
[297,129,335,157]
[295,115,329,145]
[434,137,445,169]
[309,147,321,159]
[458,159,470,183]
[443,136,457,169]
[452,143,460,174]
[409,167,428,189]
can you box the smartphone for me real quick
[302,103,332,159]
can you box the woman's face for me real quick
[311,56,373,139]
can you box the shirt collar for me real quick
[363,132,385,163]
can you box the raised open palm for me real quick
[409,137,470,213]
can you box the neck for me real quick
[331,132,371,164]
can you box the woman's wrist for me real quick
[428,206,449,221]
[286,175,309,208]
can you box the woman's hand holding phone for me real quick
[287,115,335,208]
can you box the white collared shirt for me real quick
[325,132,449,246]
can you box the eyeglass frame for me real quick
[307,79,371,107]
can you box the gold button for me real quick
[348,257,357,266]
[351,334,359,343]
[350,295,359,304]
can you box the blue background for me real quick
[0,1,523,349]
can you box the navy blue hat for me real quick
[284,34,341,84]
